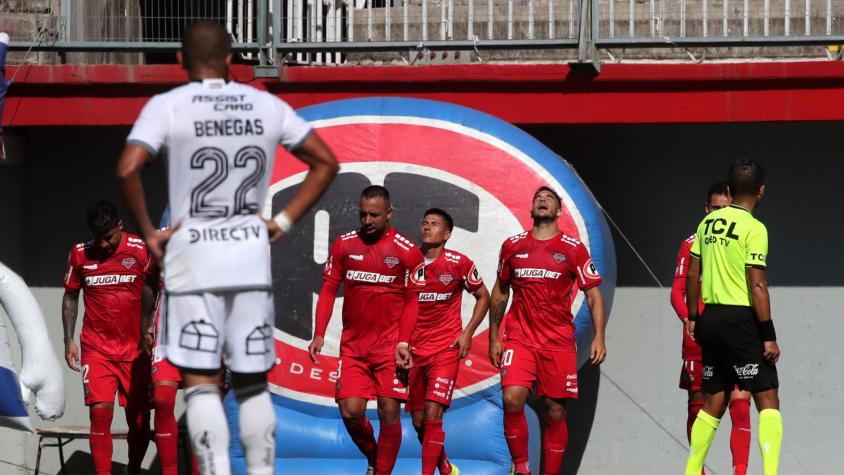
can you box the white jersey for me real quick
[127,78,312,294]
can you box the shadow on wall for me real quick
[526,362,601,475]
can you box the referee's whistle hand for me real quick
[763,341,780,364]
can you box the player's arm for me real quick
[396,259,426,370]
[116,145,170,261]
[685,256,702,342]
[585,286,607,365]
[309,238,344,364]
[670,244,690,321]
[139,283,156,354]
[61,290,81,371]
[269,133,339,242]
[452,284,491,359]
[488,278,510,368]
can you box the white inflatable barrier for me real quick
[0,261,65,431]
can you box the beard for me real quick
[531,212,557,224]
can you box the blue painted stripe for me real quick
[0,366,29,418]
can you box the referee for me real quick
[684,159,782,475]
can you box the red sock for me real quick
[153,385,179,475]
[729,398,751,475]
[376,422,403,475]
[344,417,377,467]
[543,418,568,475]
[90,405,114,475]
[687,400,704,442]
[438,447,453,475]
[504,410,530,474]
[421,420,445,475]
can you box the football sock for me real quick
[758,409,783,475]
[504,410,530,474]
[185,384,231,475]
[344,416,377,467]
[543,417,568,475]
[375,421,403,475]
[685,410,720,475]
[125,404,151,474]
[421,420,445,475]
[438,446,453,475]
[90,405,114,475]
[729,398,751,475]
[235,384,276,475]
[153,385,180,475]
[687,400,704,442]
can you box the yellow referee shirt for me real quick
[690,204,768,307]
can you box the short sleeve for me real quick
[675,238,693,278]
[496,241,512,285]
[690,227,702,258]
[273,97,313,151]
[322,238,345,284]
[461,257,484,292]
[64,249,81,292]
[573,243,602,291]
[403,248,426,291]
[126,95,169,157]
[745,221,768,269]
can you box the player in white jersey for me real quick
[116,21,339,475]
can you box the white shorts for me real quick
[162,290,276,374]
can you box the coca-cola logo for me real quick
[702,366,714,378]
[733,363,760,379]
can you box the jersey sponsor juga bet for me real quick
[64,233,155,360]
[412,249,484,357]
[497,231,602,352]
[126,78,312,294]
[690,204,768,306]
[322,227,425,357]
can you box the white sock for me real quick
[185,384,232,475]
[236,384,276,475]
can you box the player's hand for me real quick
[396,344,413,370]
[763,340,780,364]
[451,331,473,359]
[139,332,154,356]
[489,340,503,368]
[144,228,173,262]
[308,336,324,364]
[265,219,285,244]
[590,337,606,365]
[64,340,80,372]
[687,320,697,341]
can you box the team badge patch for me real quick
[583,258,601,279]
[553,252,567,264]
[439,273,454,285]
[384,256,400,268]
[121,257,137,269]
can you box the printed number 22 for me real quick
[190,146,267,218]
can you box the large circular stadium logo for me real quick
[263,98,616,408]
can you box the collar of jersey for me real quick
[199,78,227,89]
[728,204,752,214]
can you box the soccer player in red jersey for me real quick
[309,185,426,475]
[488,187,607,475]
[62,201,155,475]
[671,182,752,475]
[409,208,491,475]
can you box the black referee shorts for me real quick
[697,304,779,394]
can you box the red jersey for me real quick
[64,232,154,361]
[320,227,425,357]
[670,235,704,360]
[497,231,602,352]
[412,249,484,357]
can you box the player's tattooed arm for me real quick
[61,291,81,371]
[488,278,510,368]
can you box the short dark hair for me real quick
[707,181,729,201]
[534,186,562,207]
[86,201,120,236]
[181,21,232,72]
[360,185,390,204]
[423,208,454,231]
[728,159,765,197]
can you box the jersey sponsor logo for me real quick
[410,263,426,285]
[345,270,396,283]
[702,365,714,378]
[349,254,364,261]
[553,252,567,264]
[733,363,760,379]
[419,292,453,302]
[191,94,255,111]
[513,267,562,279]
[121,257,137,269]
[82,264,98,270]
[749,252,766,262]
[84,274,137,286]
[438,273,454,285]
[433,390,448,398]
[583,259,600,280]
[384,255,400,268]
[187,225,263,243]
[466,265,483,287]
[515,253,529,259]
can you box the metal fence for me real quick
[4,0,844,61]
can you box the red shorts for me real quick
[335,353,409,401]
[406,348,460,412]
[500,340,578,399]
[680,359,740,393]
[81,352,150,409]
[151,356,182,385]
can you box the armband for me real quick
[757,319,777,341]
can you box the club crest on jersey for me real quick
[439,273,454,285]
[384,256,400,268]
[553,252,567,264]
[121,257,137,269]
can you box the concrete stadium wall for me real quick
[1,287,839,474]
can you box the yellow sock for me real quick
[684,410,720,475]
[759,409,783,475]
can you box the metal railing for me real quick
[4,0,844,62]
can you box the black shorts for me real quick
[697,304,779,394]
